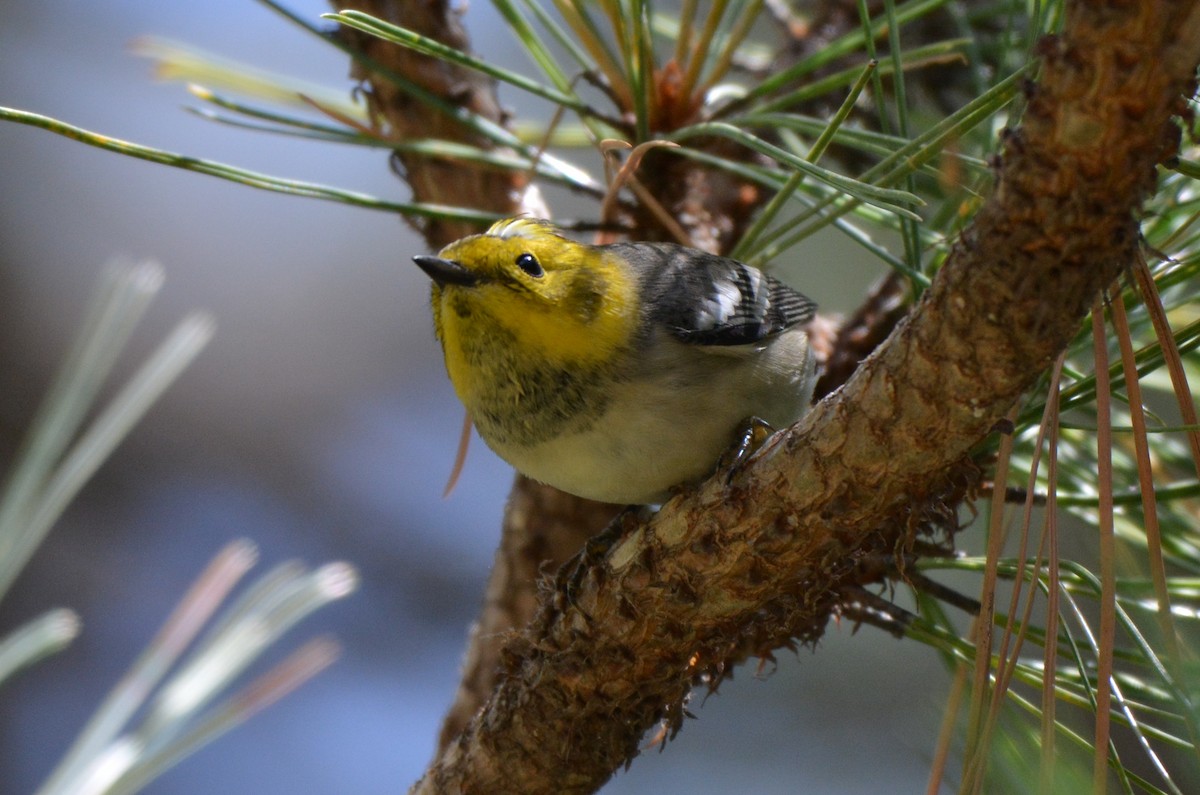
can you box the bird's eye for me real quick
[515,252,544,278]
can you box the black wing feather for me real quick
[610,242,817,347]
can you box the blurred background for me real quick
[0,2,953,792]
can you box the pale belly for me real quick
[486,330,816,504]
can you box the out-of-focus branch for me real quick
[336,0,520,246]
[411,2,1200,792]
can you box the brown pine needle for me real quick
[992,359,1066,726]
[1109,285,1178,650]
[926,655,969,795]
[1039,354,1066,794]
[1133,256,1200,481]
[598,139,680,221]
[298,93,391,140]
[443,410,473,498]
[229,636,342,718]
[1091,299,1117,794]
[963,408,1018,795]
[622,176,694,246]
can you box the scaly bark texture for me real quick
[413,2,1200,792]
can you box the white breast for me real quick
[491,327,816,504]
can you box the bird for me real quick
[413,217,817,505]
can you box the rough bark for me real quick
[409,2,1200,792]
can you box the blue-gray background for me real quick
[0,2,951,792]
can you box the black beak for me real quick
[413,255,482,287]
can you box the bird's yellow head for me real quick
[413,219,639,398]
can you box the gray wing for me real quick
[612,242,817,347]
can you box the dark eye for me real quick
[515,252,544,278]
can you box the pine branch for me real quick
[409,2,1200,792]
